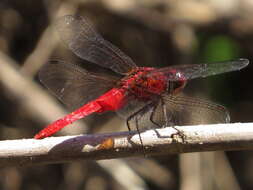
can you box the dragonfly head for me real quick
[166,70,187,94]
[167,80,187,94]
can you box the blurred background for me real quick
[0,0,252,189]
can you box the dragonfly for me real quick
[34,15,249,140]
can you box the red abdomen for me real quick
[96,88,127,112]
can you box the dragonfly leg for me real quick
[154,98,186,142]
[126,117,132,131]
[126,100,155,130]
[126,102,156,156]
[134,116,146,156]
[126,115,145,156]
[126,113,146,156]
[162,98,169,127]
[150,100,163,128]
[149,98,173,128]
[170,120,186,143]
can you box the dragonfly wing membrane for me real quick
[116,97,158,130]
[147,59,249,81]
[55,15,136,74]
[117,92,230,130]
[153,94,230,126]
[39,60,118,110]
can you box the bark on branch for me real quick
[0,122,253,167]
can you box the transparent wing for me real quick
[147,59,249,81]
[117,96,150,120]
[119,94,230,131]
[116,97,156,130]
[39,60,119,110]
[151,94,230,126]
[55,15,137,74]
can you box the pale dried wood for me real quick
[0,122,253,167]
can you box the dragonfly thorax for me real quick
[121,67,168,100]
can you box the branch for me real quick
[0,122,253,167]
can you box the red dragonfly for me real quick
[34,15,249,139]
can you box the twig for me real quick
[0,122,253,167]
